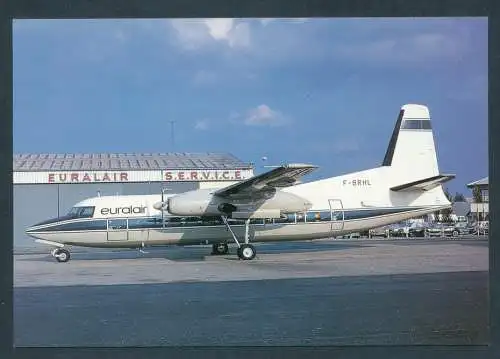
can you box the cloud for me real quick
[169,18,251,50]
[241,104,289,127]
[205,19,234,40]
[194,119,210,130]
[169,20,210,50]
[165,18,475,71]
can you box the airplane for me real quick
[26,104,455,263]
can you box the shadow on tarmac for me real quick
[15,240,376,263]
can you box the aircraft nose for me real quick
[25,224,42,237]
[25,216,63,238]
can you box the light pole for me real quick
[169,120,176,151]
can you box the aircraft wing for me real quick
[213,163,318,199]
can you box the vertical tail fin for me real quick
[382,104,440,181]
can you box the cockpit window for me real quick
[68,206,95,218]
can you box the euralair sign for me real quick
[13,169,254,184]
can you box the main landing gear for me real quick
[51,248,71,263]
[221,216,256,260]
[211,242,229,255]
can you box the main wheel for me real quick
[54,248,70,263]
[237,244,256,260]
[212,242,229,255]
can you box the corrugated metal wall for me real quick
[14,184,59,253]
[198,181,238,189]
[14,181,198,253]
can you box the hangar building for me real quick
[467,176,489,221]
[14,152,254,252]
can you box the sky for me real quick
[13,17,488,196]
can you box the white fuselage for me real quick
[25,103,452,250]
[26,166,450,249]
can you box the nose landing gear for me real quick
[51,248,71,263]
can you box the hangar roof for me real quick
[466,177,488,188]
[13,152,252,172]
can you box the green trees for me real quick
[472,186,483,203]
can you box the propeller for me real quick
[153,200,169,211]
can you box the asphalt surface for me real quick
[13,237,489,346]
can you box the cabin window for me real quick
[108,219,127,230]
[68,206,95,218]
[250,218,264,225]
[306,212,322,222]
[128,217,163,229]
[274,213,295,224]
[201,216,224,226]
[227,218,246,225]
[319,211,332,221]
[164,216,205,227]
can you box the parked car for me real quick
[408,223,430,237]
[389,222,430,238]
[370,226,390,238]
[453,222,475,235]
[388,223,408,237]
[426,223,454,237]
[427,222,473,237]
[342,232,361,239]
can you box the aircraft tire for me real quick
[212,242,229,255]
[238,244,256,260]
[54,248,71,263]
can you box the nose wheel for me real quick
[52,248,71,263]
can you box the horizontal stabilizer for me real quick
[390,174,455,192]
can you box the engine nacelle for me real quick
[167,188,312,217]
[167,189,219,216]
